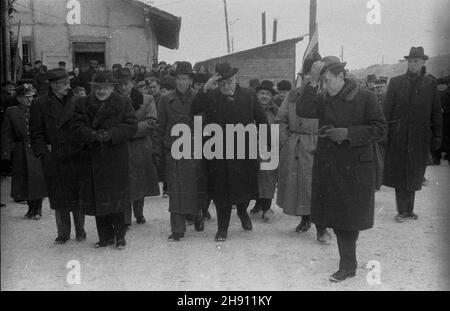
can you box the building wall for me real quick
[195,39,299,88]
[11,0,158,69]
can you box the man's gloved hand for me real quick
[431,137,442,151]
[92,130,112,143]
[310,60,324,86]
[324,127,349,144]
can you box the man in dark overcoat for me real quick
[71,71,137,249]
[309,56,387,282]
[192,62,269,242]
[153,61,207,241]
[115,68,160,226]
[29,68,86,244]
[2,84,47,219]
[382,47,442,222]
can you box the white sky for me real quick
[153,0,450,70]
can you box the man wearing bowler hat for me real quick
[382,47,442,222]
[71,71,137,249]
[153,61,207,241]
[192,62,269,242]
[29,68,86,243]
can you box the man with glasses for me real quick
[30,68,86,244]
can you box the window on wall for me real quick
[22,42,31,65]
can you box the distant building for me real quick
[10,0,181,69]
[194,37,304,88]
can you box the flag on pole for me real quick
[302,22,319,63]
[13,20,23,82]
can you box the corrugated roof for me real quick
[127,0,181,50]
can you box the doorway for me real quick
[72,42,106,68]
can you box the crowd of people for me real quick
[1,45,449,282]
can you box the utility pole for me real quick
[223,0,231,54]
[309,0,317,42]
[262,11,266,45]
[1,0,12,81]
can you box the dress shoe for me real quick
[202,209,211,220]
[317,230,332,244]
[95,238,115,248]
[136,216,146,224]
[76,231,87,241]
[33,214,41,220]
[296,219,312,232]
[250,204,262,214]
[194,218,204,232]
[215,230,227,242]
[54,236,69,244]
[115,239,127,250]
[261,209,274,222]
[238,211,252,231]
[329,269,356,282]
[168,233,184,241]
[395,212,418,223]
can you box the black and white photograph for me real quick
[1,0,449,295]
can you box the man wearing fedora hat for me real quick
[30,68,86,243]
[115,68,160,227]
[2,84,47,219]
[192,62,269,242]
[382,47,442,223]
[308,56,387,282]
[249,80,279,222]
[153,61,207,241]
[275,80,292,107]
[71,70,137,249]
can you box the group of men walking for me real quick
[1,45,445,282]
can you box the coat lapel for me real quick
[57,98,76,129]
[45,95,63,120]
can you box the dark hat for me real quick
[1,81,15,87]
[115,68,133,82]
[367,74,377,83]
[160,76,175,90]
[277,80,292,91]
[46,68,69,82]
[16,78,35,86]
[90,70,117,85]
[35,60,42,64]
[215,62,238,81]
[112,63,122,69]
[58,61,66,66]
[255,80,277,95]
[159,61,167,66]
[15,84,35,96]
[437,78,448,85]
[319,56,346,75]
[175,61,193,76]
[404,47,428,60]
[24,62,32,66]
[193,72,210,84]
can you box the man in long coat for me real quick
[277,54,331,242]
[249,80,279,222]
[382,47,442,222]
[2,84,47,219]
[192,62,269,242]
[30,68,86,244]
[310,56,387,282]
[116,68,160,226]
[153,61,207,241]
[71,71,137,249]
